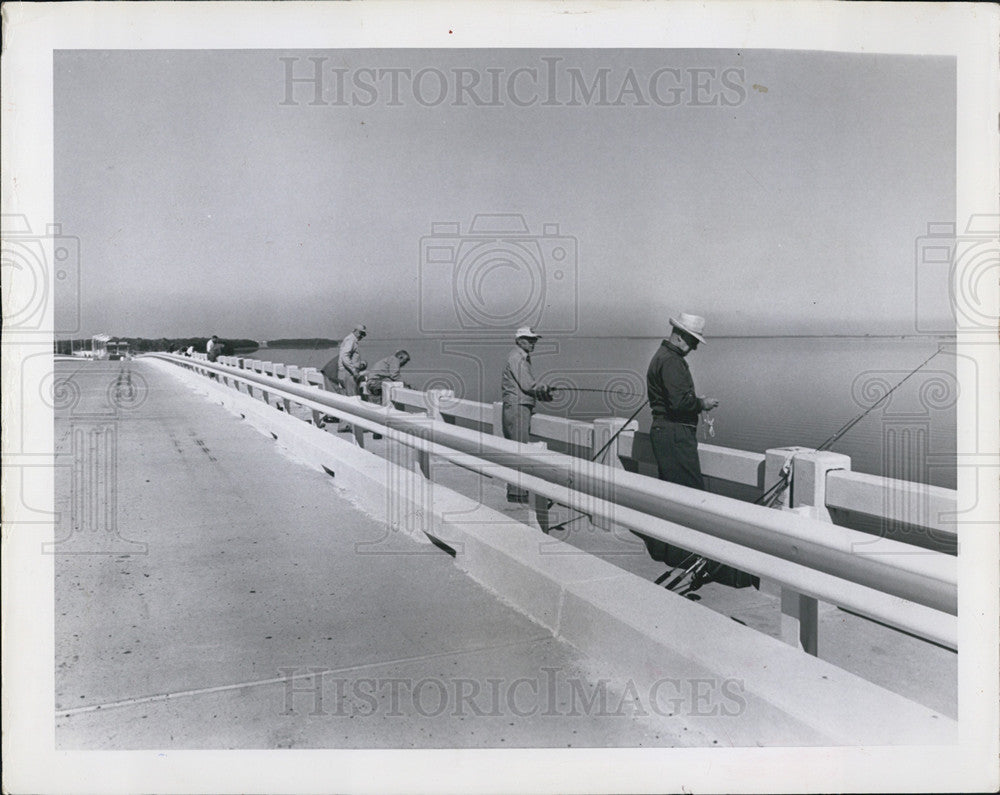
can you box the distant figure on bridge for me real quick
[318,324,368,432]
[338,324,367,398]
[206,335,222,362]
[363,350,411,403]
[501,327,554,503]
[206,335,222,380]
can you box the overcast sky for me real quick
[55,49,954,340]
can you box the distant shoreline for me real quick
[264,338,340,349]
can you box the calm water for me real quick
[256,336,957,489]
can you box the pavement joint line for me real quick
[57,634,554,718]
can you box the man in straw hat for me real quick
[641,312,719,559]
[501,326,554,503]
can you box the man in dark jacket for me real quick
[646,313,719,487]
[642,312,719,560]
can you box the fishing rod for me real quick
[544,397,650,533]
[815,348,944,453]
[663,348,949,595]
[753,348,945,508]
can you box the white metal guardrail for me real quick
[149,352,958,650]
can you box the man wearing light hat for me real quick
[316,324,367,433]
[501,326,554,503]
[337,323,368,398]
[647,312,719,486]
[641,313,720,558]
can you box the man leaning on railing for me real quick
[363,349,411,403]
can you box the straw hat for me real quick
[514,326,541,340]
[669,313,707,344]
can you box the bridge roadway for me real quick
[54,360,727,749]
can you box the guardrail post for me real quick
[762,446,813,649]
[285,366,321,426]
[762,447,850,657]
[782,450,853,656]
[426,389,454,421]
[591,417,631,531]
[491,401,504,437]
[269,364,291,411]
[526,440,552,533]
[779,590,819,657]
[381,381,405,408]
[763,446,811,510]
[791,451,852,522]
[302,367,323,386]
[382,414,431,478]
[383,412,434,540]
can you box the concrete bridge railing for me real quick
[155,353,958,655]
[378,381,958,654]
[381,383,957,535]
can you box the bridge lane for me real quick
[53,360,706,748]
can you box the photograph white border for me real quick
[2,2,997,793]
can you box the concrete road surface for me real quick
[54,360,717,749]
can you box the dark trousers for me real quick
[650,421,704,489]
[645,420,755,587]
[641,420,704,563]
[502,401,533,499]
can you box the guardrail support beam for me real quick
[526,440,551,533]
[491,401,504,437]
[385,410,432,478]
[764,447,812,510]
[382,382,404,408]
[426,389,454,421]
[763,448,851,656]
[591,417,631,532]
[781,589,819,655]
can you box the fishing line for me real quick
[550,386,647,400]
